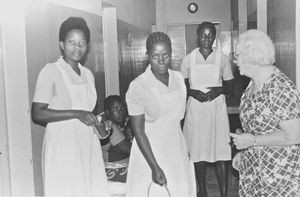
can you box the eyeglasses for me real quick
[66,39,88,48]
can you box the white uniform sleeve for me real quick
[221,55,234,81]
[180,54,191,79]
[125,80,145,116]
[32,65,55,104]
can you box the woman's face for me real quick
[234,49,253,77]
[59,29,88,63]
[106,101,126,125]
[198,27,216,49]
[147,42,171,75]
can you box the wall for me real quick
[102,0,155,98]
[0,1,35,195]
[157,0,231,31]
[102,0,156,32]
[297,0,300,89]
[117,20,149,98]
[267,0,296,82]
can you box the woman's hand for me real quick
[94,120,112,139]
[206,87,223,101]
[152,166,167,186]
[73,110,98,126]
[189,89,209,102]
[230,132,256,150]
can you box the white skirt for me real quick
[183,95,231,162]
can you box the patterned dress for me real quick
[239,67,300,197]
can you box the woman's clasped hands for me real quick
[189,89,209,102]
[190,87,223,102]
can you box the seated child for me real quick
[97,95,132,163]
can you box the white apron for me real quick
[126,72,196,197]
[183,49,231,162]
[43,62,110,197]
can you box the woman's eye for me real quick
[163,54,170,58]
[150,54,170,59]
[67,40,87,47]
[151,54,159,59]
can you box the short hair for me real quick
[197,22,216,37]
[59,17,90,42]
[104,95,124,111]
[236,29,275,66]
[146,32,172,52]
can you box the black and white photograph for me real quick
[0,0,300,196]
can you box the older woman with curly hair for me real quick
[230,29,300,196]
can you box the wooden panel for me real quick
[117,20,149,99]
[167,25,186,71]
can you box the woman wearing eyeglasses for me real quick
[31,17,110,196]
[230,29,300,197]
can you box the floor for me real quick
[205,162,239,197]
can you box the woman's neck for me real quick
[199,47,213,60]
[63,57,80,75]
[252,65,274,90]
[151,69,169,86]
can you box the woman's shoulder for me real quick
[80,65,94,77]
[268,67,299,97]
[39,61,61,77]
[126,73,148,97]
[129,72,147,87]
[272,67,296,88]
[170,69,184,80]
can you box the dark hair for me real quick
[146,32,172,52]
[59,17,90,42]
[104,95,125,111]
[196,22,216,37]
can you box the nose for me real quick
[158,56,163,63]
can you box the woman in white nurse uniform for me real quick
[126,32,196,197]
[31,17,110,197]
[180,22,234,197]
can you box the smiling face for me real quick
[59,29,88,65]
[197,26,216,50]
[147,42,171,75]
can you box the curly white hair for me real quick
[236,29,275,66]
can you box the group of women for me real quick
[31,16,300,197]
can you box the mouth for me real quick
[73,52,81,56]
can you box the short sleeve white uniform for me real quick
[181,49,233,162]
[125,66,196,197]
[33,57,110,197]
